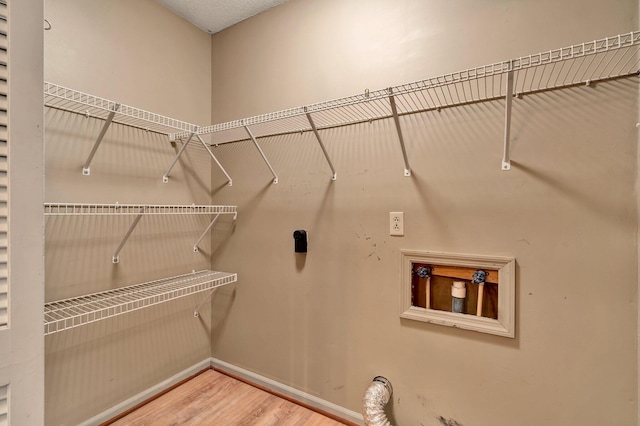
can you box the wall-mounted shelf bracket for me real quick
[112,205,147,263]
[193,287,217,318]
[163,129,197,183]
[82,103,121,176]
[244,124,278,184]
[192,208,238,252]
[388,88,411,177]
[502,65,515,171]
[304,108,337,180]
[195,134,233,186]
[193,213,220,253]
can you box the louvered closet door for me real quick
[0,0,45,424]
[0,0,7,332]
[0,3,9,423]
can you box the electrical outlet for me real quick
[390,212,404,236]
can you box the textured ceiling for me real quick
[155,0,289,34]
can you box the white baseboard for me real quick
[209,357,364,425]
[79,357,364,426]
[78,358,211,426]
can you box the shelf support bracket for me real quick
[388,88,411,177]
[193,213,220,253]
[112,206,147,263]
[502,65,515,171]
[244,124,278,184]
[163,130,197,183]
[194,288,217,318]
[304,108,337,180]
[195,134,232,186]
[82,103,120,176]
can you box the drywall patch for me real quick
[437,416,464,426]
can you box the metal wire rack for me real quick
[195,31,640,142]
[44,203,237,216]
[43,82,197,135]
[44,270,237,335]
[44,82,201,177]
[44,202,238,262]
[181,30,640,177]
[44,31,640,180]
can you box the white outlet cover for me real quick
[390,212,404,236]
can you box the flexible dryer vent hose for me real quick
[362,376,393,426]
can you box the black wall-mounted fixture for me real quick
[293,230,307,253]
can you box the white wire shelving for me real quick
[44,203,238,262]
[45,31,640,182]
[173,30,640,177]
[43,202,237,216]
[43,82,234,183]
[44,82,197,135]
[44,270,237,335]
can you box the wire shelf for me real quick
[190,30,640,144]
[44,270,237,335]
[44,203,237,217]
[43,82,198,135]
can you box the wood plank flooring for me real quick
[109,369,350,426]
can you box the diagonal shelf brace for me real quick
[194,209,238,252]
[194,287,217,318]
[305,108,337,180]
[163,130,197,183]
[502,65,515,171]
[244,124,278,184]
[195,134,233,186]
[388,88,411,177]
[193,213,220,253]
[82,103,121,176]
[112,206,147,263]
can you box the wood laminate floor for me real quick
[109,369,349,426]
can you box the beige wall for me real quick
[45,0,211,124]
[209,1,639,425]
[44,1,215,424]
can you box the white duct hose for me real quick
[362,376,393,426]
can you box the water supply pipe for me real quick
[362,376,393,426]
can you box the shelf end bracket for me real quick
[388,88,411,177]
[82,103,121,176]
